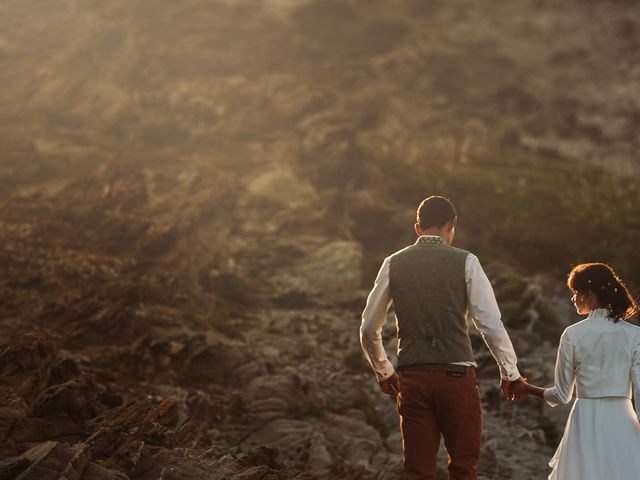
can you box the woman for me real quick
[512,262,640,480]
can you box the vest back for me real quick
[389,237,473,367]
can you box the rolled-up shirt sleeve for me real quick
[466,254,521,381]
[360,257,395,380]
[543,330,576,407]
[632,338,640,421]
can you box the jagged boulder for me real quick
[272,240,363,302]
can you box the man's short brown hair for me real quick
[417,196,457,229]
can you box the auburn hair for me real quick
[567,263,637,322]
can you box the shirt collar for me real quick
[415,235,444,245]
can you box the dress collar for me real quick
[415,235,444,245]
[585,308,617,331]
[588,308,611,321]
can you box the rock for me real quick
[291,241,363,301]
[0,399,28,444]
[10,441,91,480]
[384,431,403,455]
[240,372,326,421]
[140,398,182,428]
[0,456,30,480]
[10,414,84,444]
[521,282,543,306]
[242,420,325,468]
[247,169,315,207]
[81,461,129,480]
[478,441,499,478]
[185,390,217,424]
[0,334,54,402]
[322,413,382,466]
[491,84,540,115]
[231,465,274,480]
[522,307,540,332]
[123,333,257,387]
[50,357,82,385]
[241,413,394,478]
[32,377,98,421]
[199,446,316,480]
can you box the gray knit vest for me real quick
[389,237,474,367]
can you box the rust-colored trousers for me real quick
[397,367,482,480]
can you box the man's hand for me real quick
[500,376,526,403]
[379,372,400,396]
[510,378,529,398]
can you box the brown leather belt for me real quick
[398,363,475,375]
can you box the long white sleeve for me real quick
[466,254,521,381]
[543,331,576,407]
[632,338,640,421]
[360,257,395,380]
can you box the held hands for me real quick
[500,377,528,403]
[510,377,530,398]
[379,372,400,396]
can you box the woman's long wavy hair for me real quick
[567,263,637,322]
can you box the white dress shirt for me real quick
[544,308,640,420]
[360,235,521,381]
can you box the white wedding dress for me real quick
[543,309,640,480]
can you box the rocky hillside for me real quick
[1,1,639,479]
[0,158,578,480]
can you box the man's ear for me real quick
[414,223,422,236]
[445,219,456,232]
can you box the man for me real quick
[360,195,523,480]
